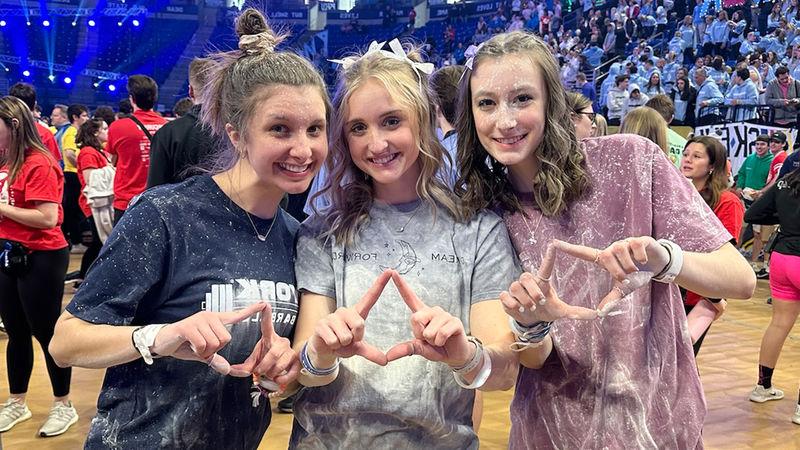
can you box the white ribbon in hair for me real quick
[329,39,434,79]
[464,43,485,71]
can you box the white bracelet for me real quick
[452,351,491,390]
[132,324,167,365]
[652,239,684,284]
[450,337,483,375]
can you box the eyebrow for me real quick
[345,109,405,127]
[266,114,325,123]
[473,85,538,99]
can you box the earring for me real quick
[709,169,713,174]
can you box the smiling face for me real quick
[769,139,785,154]
[227,84,328,196]
[345,78,421,203]
[754,140,769,156]
[470,54,547,180]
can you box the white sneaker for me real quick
[749,385,785,403]
[38,401,78,437]
[793,404,800,425]
[0,399,32,432]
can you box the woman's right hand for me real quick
[151,302,267,375]
[306,270,393,367]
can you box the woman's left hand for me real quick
[385,272,474,368]
[555,236,670,283]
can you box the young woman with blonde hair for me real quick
[455,31,755,448]
[291,40,521,448]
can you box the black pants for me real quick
[113,208,126,225]
[61,172,84,246]
[0,245,71,396]
[79,215,102,279]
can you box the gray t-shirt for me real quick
[289,200,520,450]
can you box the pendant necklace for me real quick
[244,210,276,242]
[395,204,421,233]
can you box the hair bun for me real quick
[235,8,269,37]
[235,9,286,55]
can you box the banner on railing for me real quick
[694,122,797,175]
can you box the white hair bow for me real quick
[464,43,485,71]
[329,38,434,79]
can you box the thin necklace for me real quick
[231,183,277,242]
[245,210,276,242]
[395,204,421,233]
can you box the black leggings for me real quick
[0,245,71,397]
[79,215,102,279]
[61,172,83,246]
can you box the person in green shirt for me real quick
[736,134,775,275]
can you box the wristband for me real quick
[450,336,483,375]
[652,239,684,284]
[300,342,339,377]
[132,324,167,365]
[508,316,552,345]
[453,350,492,389]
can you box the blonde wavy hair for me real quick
[619,106,669,155]
[455,31,590,217]
[313,43,466,245]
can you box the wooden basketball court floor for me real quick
[1,255,798,449]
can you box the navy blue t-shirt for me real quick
[67,175,299,449]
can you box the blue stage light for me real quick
[22,70,31,77]
[0,20,6,27]
[72,22,77,27]
[26,21,31,26]
[117,21,123,27]
[132,19,140,27]
[48,74,55,82]
[42,20,50,27]
[88,19,96,27]
[108,84,116,92]
[64,77,72,84]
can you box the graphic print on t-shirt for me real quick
[202,278,299,335]
[379,239,421,275]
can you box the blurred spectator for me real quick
[172,97,193,118]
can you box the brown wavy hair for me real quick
[684,136,730,209]
[313,42,466,246]
[454,31,590,217]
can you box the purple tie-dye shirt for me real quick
[504,135,731,449]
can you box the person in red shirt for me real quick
[75,119,110,281]
[8,82,61,162]
[0,96,77,436]
[681,135,745,355]
[106,75,166,223]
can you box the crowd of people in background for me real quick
[0,1,798,446]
